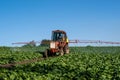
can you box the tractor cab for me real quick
[52,30,67,42]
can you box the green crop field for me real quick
[0,46,120,80]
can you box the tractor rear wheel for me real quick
[64,44,69,54]
[43,49,48,58]
[60,49,64,56]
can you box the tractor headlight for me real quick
[50,42,56,48]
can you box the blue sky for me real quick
[0,0,120,46]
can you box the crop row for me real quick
[0,47,120,80]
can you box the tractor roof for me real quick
[52,30,66,34]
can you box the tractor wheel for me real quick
[60,49,64,56]
[43,49,48,58]
[64,44,69,54]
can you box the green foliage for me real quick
[0,46,120,80]
[0,46,11,54]
[22,40,36,48]
[40,39,50,46]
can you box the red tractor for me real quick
[43,30,69,58]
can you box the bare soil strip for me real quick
[0,57,44,68]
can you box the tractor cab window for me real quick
[52,32,66,41]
